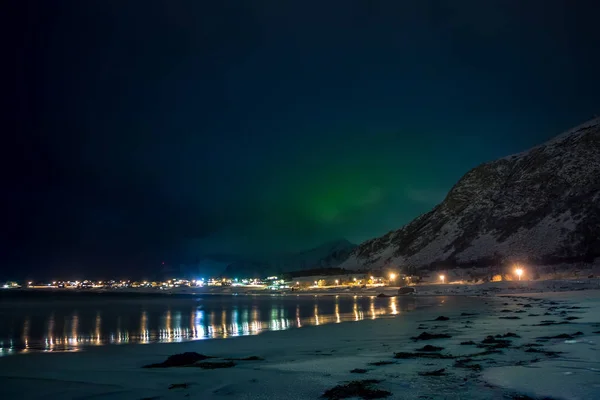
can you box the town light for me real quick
[439,275,445,284]
[389,273,396,281]
[515,268,523,281]
[335,279,339,285]
[353,277,357,282]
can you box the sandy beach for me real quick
[0,283,599,399]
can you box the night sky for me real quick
[4,1,600,279]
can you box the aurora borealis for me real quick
[5,1,600,277]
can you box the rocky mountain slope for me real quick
[223,239,357,277]
[342,118,600,270]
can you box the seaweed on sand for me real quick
[537,332,583,340]
[415,345,444,352]
[143,352,213,368]
[394,352,453,359]
[369,361,395,366]
[411,332,452,341]
[192,361,236,369]
[168,383,190,390]
[535,321,571,326]
[322,380,391,400]
[478,336,512,349]
[453,358,482,371]
[224,356,264,361]
[418,368,446,376]
[496,332,520,338]
[524,348,562,357]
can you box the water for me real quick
[0,292,434,356]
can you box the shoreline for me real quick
[0,288,599,399]
[3,277,599,299]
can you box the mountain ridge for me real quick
[222,238,357,277]
[341,117,600,271]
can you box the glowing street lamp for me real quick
[389,273,396,282]
[439,275,445,284]
[335,279,339,285]
[515,268,523,281]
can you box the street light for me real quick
[439,275,445,284]
[335,279,339,285]
[515,268,523,281]
[389,273,396,281]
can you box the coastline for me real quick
[0,286,599,399]
[3,276,599,299]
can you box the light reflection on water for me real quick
[0,295,420,356]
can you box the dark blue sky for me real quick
[4,1,600,278]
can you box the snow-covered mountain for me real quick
[223,239,357,277]
[341,117,600,270]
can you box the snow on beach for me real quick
[0,283,599,399]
